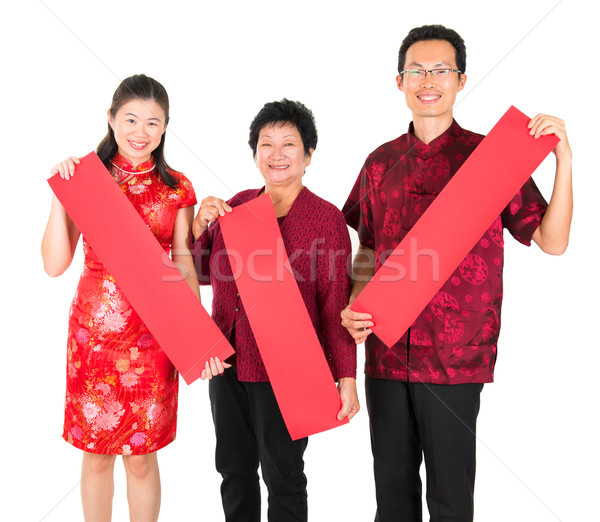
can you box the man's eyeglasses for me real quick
[400,68,462,80]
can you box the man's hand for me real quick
[528,114,571,160]
[341,305,374,345]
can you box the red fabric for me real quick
[63,153,197,455]
[192,187,356,382]
[343,121,547,384]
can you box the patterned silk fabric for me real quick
[63,154,196,455]
[343,121,548,385]
[192,187,356,382]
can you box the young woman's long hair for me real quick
[97,74,178,188]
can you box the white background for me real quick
[1,0,597,520]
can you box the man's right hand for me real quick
[340,305,374,344]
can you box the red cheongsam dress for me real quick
[62,153,196,455]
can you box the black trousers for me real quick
[209,367,309,522]
[366,377,483,522]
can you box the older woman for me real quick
[191,99,358,522]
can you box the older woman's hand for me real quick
[192,196,233,240]
[337,377,360,421]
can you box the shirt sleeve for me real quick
[342,160,376,250]
[316,208,357,380]
[501,177,548,246]
[342,172,362,230]
[190,224,214,285]
[190,191,249,285]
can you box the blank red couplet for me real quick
[219,194,348,440]
[48,152,234,384]
[352,106,560,348]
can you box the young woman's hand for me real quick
[51,156,80,180]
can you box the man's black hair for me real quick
[398,24,466,76]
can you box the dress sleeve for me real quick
[175,173,197,209]
[316,208,357,380]
[342,159,376,250]
[501,177,548,246]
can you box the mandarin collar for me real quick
[407,120,461,159]
[111,152,156,173]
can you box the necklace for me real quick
[110,160,156,176]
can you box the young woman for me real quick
[41,74,198,522]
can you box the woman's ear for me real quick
[107,109,114,130]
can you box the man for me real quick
[340,24,572,522]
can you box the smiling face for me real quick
[255,122,313,189]
[397,39,466,124]
[108,98,167,166]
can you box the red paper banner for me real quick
[218,194,347,440]
[352,106,559,348]
[48,152,234,384]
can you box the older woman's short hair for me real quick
[248,99,318,158]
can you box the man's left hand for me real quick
[528,114,571,160]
